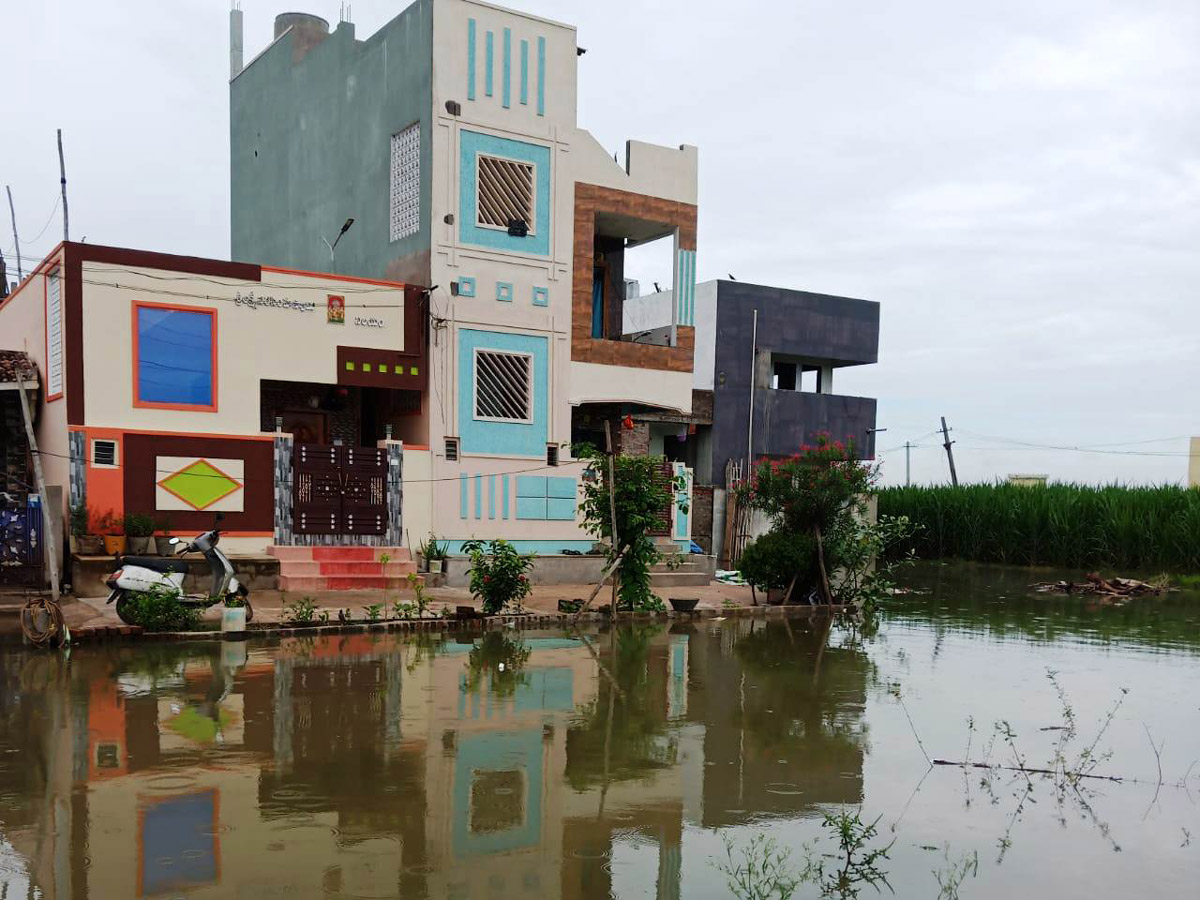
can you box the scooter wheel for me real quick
[114,593,139,626]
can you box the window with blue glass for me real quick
[134,303,217,409]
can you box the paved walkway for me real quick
[38,580,757,631]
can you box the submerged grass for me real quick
[878,483,1200,572]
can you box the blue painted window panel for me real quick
[516,497,547,520]
[519,40,529,105]
[485,31,494,97]
[458,329,548,457]
[502,28,512,108]
[546,477,576,499]
[502,476,510,518]
[532,286,549,307]
[136,306,214,406]
[488,475,496,519]
[546,498,575,520]
[467,19,477,101]
[474,475,483,519]
[460,474,469,519]
[516,475,546,497]
[459,131,552,256]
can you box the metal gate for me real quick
[0,495,44,588]
[293,443,388,536]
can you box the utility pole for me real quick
[6,186,21,279]
[905,441,911,486]
[57,129,69,241]
[940,416,959,487]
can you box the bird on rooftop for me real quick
[728,273,737,280]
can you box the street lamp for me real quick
[321,217,355,269]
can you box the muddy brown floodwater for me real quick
[1,561,1198,898]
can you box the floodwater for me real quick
[1,563,1198,899]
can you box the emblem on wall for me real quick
[327,294,346,324]
[156,457,245,512]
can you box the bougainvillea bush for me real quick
[737,434,912,608]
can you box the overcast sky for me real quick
[4,0,1198,485]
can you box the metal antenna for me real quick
[57,129,69,241]
[5,186,21,279]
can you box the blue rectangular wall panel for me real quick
[536,36,546,116]
[532,286,549,307]
[467,19,477,100]
[546,476,576,499]
[459,474,469,519]
[502,28,512,108]
[485,31,494,97]
[488,474,496,519]
[458,131,551,256]
[458,329,549,457]
[474,474,483,519]
[516,475,546,497]
[519,40,529,105]
[502,476,510,519]
[546,498,576,520]
[516,497,547,520]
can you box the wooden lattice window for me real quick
[476,154,534,233]
[473,350,532,422]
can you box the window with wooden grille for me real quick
[473,350,532,422]
[92,439,119,468]
[476,154,535,234]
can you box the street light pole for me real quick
[322,217,355,269]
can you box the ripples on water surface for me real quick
[1,562,1197,898]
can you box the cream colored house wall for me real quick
[1189,437,1200,487]
[79,263,406,434]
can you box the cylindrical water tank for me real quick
[274,12,330,41]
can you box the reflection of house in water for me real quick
[1,619,868,899]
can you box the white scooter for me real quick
[104,514,253,625]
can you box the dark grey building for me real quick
[624,278,879,550]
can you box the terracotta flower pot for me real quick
[103,535,127,556]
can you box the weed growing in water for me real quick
[715,833,805,900]
[933,846,978,899]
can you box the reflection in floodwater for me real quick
[1,569,1198,898]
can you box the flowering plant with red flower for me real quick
[462,539,535,614]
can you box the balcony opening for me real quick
[769,354,830,393]
[589,208,676,346]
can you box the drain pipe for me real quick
[746,308,758,468]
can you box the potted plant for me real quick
[124,513,156,555]
[424,535,449,574]
[97,509,126,556]
[154,514,176,556]
[70,502,105,555]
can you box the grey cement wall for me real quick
[231,2,433,281]
[708,280,880,483]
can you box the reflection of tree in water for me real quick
[564,625,675,791]
[696,618,872,825]
[463,631,532,699]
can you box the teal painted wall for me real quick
[230,3,433,280]
[457,328,548,457]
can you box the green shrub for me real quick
[123,585,201,632]
[124,513,156,538]
[462,539,534,615]
[738,529,816,591]
[286,595,317,624]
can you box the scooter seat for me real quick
[120,556,189,575]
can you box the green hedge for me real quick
[878,483,1200,572]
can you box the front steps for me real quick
[268,546,418,592]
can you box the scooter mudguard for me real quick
[105,589,119,605]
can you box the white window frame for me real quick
[472,348,534,424]
[91,439,120,469]
[474,152,537,236]
[45,269,63,398]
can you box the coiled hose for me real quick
[20,595,67,648]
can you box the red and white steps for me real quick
[268,546,418,592]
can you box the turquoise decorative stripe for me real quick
[502,28,512,108]
[502,475,510,519]
[467,19,477,101]
[536,36,546,116]
[485,31,494,97]
[459,474,468,519]
[519,40,529,105]
[676,249,696,326]
[474,474,483,519]
[488,474,496,519]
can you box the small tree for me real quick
[462,539,534,615]
[575,445,686,612]
[737,433,912,608]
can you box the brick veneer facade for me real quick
[691,485,715,553]
[572,183,697,372]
